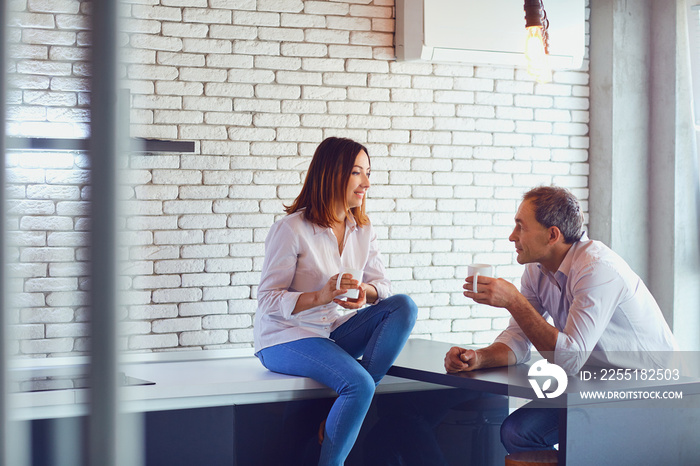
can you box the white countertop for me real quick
[9,348,447,421]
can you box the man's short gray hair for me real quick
[522,186,584,244]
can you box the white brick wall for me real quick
[6,0,590,356]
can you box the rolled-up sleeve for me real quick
[257,222,303,320]
[360,225,391,301]
[494,268,544,364]
[494,318,532,364]
[554,262,621,375]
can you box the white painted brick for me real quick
[569,136,590,149]
[305,29,349,45]
[228,329,254,343]
[200,141,250,157]
[413,102,455,117]
[570,163,589,176]
[327,101,369,115]
[495,133,532,147]
[411,212,453,226]
[181,244,229,259]
[180,330,229,346]
[321,72,367,88]
[7,199,55,215]
[327,15,370,30]
[493,160,532,174]
[21,246,74,262]
[129,245,179,261]
[276,127,323,142]
[553,122,588,136]
[202,314,251,329]
[46,232,88,247]
[532,161,571,175]
[230,271,261,285]
[532,134,570,148]
[228,299,258,314]
[12,292,46,308]
[571,110,589,123]
[250,113,300,129]
[452,318,492,332]
[412,319,451,335]
[160,22,208,38]
[12,324,44,340]
[45,290,88,307]
[46,322,89,338]
[182,273,230,287]
[177,214,227,229]
[132,94,182,110]
[48,261,88,278]
[433,251,473,266]
[372,17,393,32]
[350,31,392,47]
[129,304,178,320]
[20,307,73,324]
[252,56,300,72]
[204,112,253,126]
[203,286,250,300]
[152,317,201,333]
[121,320,153,336]
[179,300,228,316]
[182,38,232,54]
[303,1,348,15]
[204,229,252,244]
[154,259,204,275]
[120,290,155,306]
[203,170,253,186]
[233,10,280,27]
[129,334,178,350]
[152,287,202,304]
[328,44,372,59]
[496,106,533,121]
[132,274,182,290]
[204,257,252,273]
[183,7,232,24]
[118,221,162,246]
[130,34,183,52]
[302,114,348,129]
[20,338,74,355]
[349,4,392,18]
[126,216,177,230]
[256,0,303,13]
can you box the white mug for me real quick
[467,264,493,293]
[336,267,363,300]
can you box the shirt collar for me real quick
[311,212,358,235]
[537,231,589,287]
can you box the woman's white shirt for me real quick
[254,211,390,353]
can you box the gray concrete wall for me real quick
[590,0,700,350]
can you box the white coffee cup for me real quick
[467,264,493,293]
[336,267,363,300]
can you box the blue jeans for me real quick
[256,294,417,466]
[500,402,559,453]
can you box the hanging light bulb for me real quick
[525,25,552,83]
[524,0,552,83]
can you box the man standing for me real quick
[444,186,678,453]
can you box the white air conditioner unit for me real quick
[396,0,586,70]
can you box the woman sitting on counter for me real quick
[254,136,418,466]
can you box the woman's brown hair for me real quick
[285,137,370,228]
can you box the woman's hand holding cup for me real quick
[333,268,366,309]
